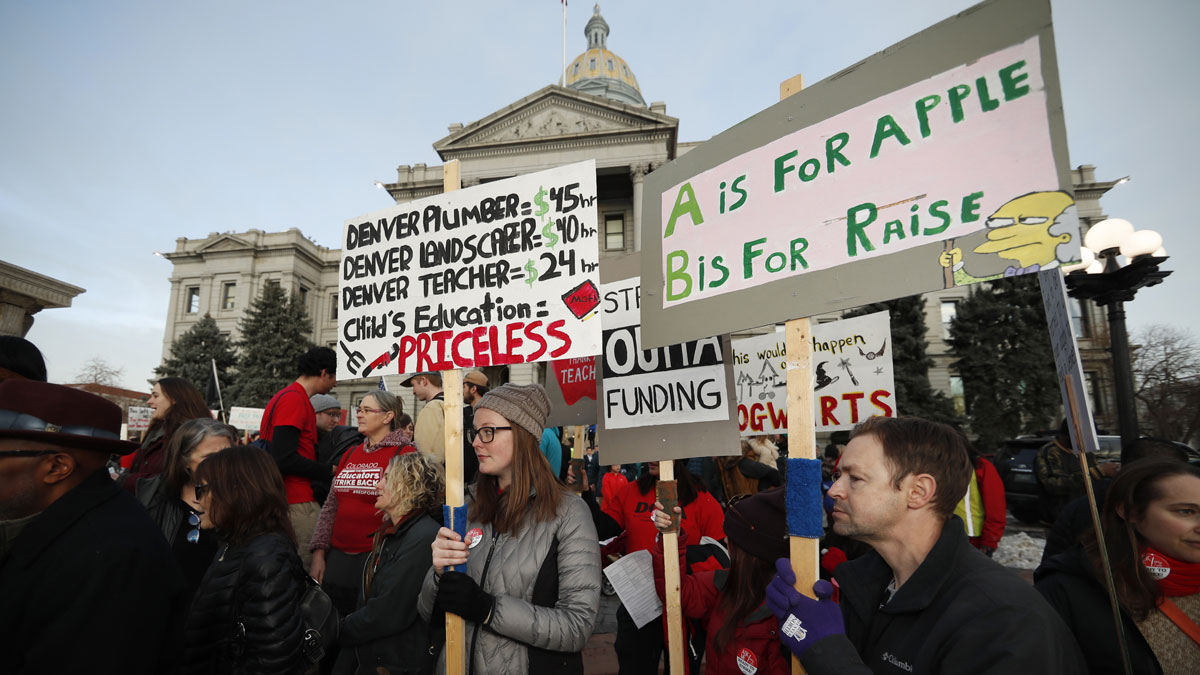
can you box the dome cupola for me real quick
[565,5,645,107]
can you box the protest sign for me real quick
[338,160,602,378]
[545,356,597,427]
[641,0,1076,349]
[127,406,153,433]
[1038,268,1099,454]
[595,254,739,466]
[733,311,895,435]
[228,406,264,432]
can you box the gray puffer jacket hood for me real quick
[417,485,601,674]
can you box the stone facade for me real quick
[0,261,85,337]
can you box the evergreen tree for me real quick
[229,283,314,407]
[155,314,238,396]
[948,275,1060,453]
[845,295,958,425]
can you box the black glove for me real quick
[438,571,495,624]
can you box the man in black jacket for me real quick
[0,380,187,674]
[767,416,1086,674]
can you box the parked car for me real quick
[993,434,1199,524]
[991,436,1051,524]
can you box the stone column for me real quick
[630,163,649,253]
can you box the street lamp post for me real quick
[1062,219,1171,463]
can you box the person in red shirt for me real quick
[971,454,1007,556]
[600,464,629,510]
[259,346,337,569]
[309,389,415,617]
[583,460,726,675]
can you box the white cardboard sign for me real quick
[228,406,265,432]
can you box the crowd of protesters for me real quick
[2,333,1198,674]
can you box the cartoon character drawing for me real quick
[939,191,1076,288]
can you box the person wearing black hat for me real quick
[650,488,792,675]
[0,379,188,674]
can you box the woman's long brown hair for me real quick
[1082,458,1200,621]
[471,425,565,535]
[194,445,296,547]
[149,377,211,443]
[713,543,775,653]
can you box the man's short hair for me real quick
[422,373,443,388]
[851,416,973,519]
[297,346,337,377]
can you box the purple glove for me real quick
[765,558,844,658]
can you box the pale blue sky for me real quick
[2,0,1194,390]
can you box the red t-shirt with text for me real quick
[330,443,414,553]
[261,382,318,504]
[603,480,726,555]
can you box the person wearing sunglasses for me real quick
[183,445,307,675]
[418,383,601,675]
[134,417,237,603]
[0,380,187,675]
[310,390,416,620]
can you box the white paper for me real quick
[602,549,662,628]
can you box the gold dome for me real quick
[566,48,640,92]
[563,5,645,107]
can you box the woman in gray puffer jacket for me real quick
[417,383,601,675]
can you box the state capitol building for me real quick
[158,6,1121,430]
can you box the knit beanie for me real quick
[475,383,551,439]
[723,487,789,562]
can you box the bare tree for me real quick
[1132,324,1200,445]
[76,356,125,387]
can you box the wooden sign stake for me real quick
[780,75,819,675]
[441,159,468,675]
[658,459,686,674]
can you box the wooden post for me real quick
[781,75,817,675]
[441,159,467,675]
[658,460,686,674]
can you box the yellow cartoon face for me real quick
[972,191,1075,268]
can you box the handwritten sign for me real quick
[1038,268,1098,454]
[338,160,602,378]
[127,406,153,432]
[640,0,1076,348]
[228,406,265,432]
[545,357,598,427]
[595,254,740,466]
[733,311,895,434]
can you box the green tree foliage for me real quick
[948,275,1060,452]
[155,314,237,396]
[845,295,958,425]
[228,283,314,407]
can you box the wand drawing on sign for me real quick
[814,362,838,391]
[858,339,887,360]
[838,357,860,386]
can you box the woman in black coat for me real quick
[182,445,307,675]
[333,451,444,675]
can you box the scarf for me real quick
[1142,546,1200,597]
[364,427,413,453]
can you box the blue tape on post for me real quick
[443,504,469,573]
[786,458,824,538]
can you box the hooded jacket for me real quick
[1035,546,1163,674]
[416,486,601,675]
[801,517,1087,674]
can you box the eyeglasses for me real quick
[356,406,385,415]
[187,512,201,544]
[194,483,210,500]
[0,449,60,458]
[467,426,513,444]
